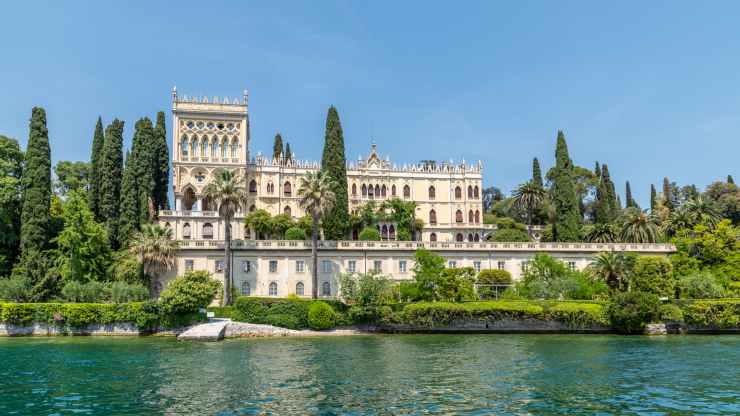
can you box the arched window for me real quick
[382,224,388,240]
[428,186,436,200]
[430,232,437,242]
[474,186,479,198]
[391,184,397,196]
[389,225,396,240]
[183,187,196,211]
[429,209,437,225]
[284,206,291,217]
[284,181,292,196]
[249,204,256,212]
[475,210,480,224]
[183,223,191,239]
[295,282,304,296]
[266,182,274,194]
[403,185,410,199]
[322,282,331,296]
[362,184,367,197]
[374,184,380,197]
[202,223,214,239]
[211,138,218,159]
[269,282,278,296]
[200,137,208,157]
[474,233,480,242]
[468,210,474,223]
[190,137,197,158]
[456,233,464,242]
[221,138,228,159]
[456,210,463,223]
[180,136,189,159]
[381,185,387,198]
[368,184,374,198]
[231,138,238,159]
[455,186,462,199]
[241,281,251,296]
[468,233,473,242]
[468,185,473,198]
[352,183,357,196]
[249,179,257,193]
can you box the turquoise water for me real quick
[1,335,739,415]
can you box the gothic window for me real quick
[295,282,304,296]
[403,185,410,199]
[352,183,357,196]
[231,138,238,160]
[429,186,436,200]
[456,233,464,242]
[474,186,479,198]
[269,282,278,296]
[267,182,274,194]
[202,223,214,239]
[241,281,251,296]
[475,210,480,224]
[469,210,474,223]
[249,204,256,212]
[221,138,228,159]
[190,137,197,158]
[430,232,437,242]
[381,185,387,198]
[374,184,380,197]
[381,224,388,240]
[429,209,437,225]
[322,282,331,297]
[183,223,191,239]
[456,210,463,223]
[468,233,473,242]
[468,185,473,198]
[389,225,396,240]
[283,181,292,196]
[284,206,291,217]
[392,184,396,196]
[362,184,367,197]
[180,136,188,159]
[200,137,208,157]
[368,184,374,198]
[474,233,480,242]
[249,179,257,193]
[455,186,462,199]
[211,138,218,159]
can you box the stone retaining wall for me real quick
[379,318,612,333]
[0,322,140,336]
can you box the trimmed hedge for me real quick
[0,302,202,331]
[308,302,337,330]
[232,297,348,330]
[681,299,740,328]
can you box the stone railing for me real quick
[175,239,675,253]
[160,210,219,217]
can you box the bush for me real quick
[631,256,675,298]
[658,304,684,322]
[159,270,222,314]
[0,276,31,302]
[339,271,397,306]
[477,269,512,299]
[399,281,424,302]
[488,228,530,242]
[308,301,337,330]
[284,227,307,240]
[233,297,311,328]
[110,282,149,303]
[607,291,660,334]
[60,281,110,303]
[264,313,302,329]
[438,268,476,302]
[397,229,412,241]
[358,227,381,241]
[682,300,740,328]
[677,271,727,299]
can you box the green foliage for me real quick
[606,291,660,334]
[477,269,512,299]
[234,297,310,327]
[658,304,684,322]
[20,107,52,258]
[550,131,582,241]
[296,216,313,237]
[0,276,31,302]
[99,119,125,249]
[245,209,273,239]
[53,161,90,196]
[588,251,635,291]
[399,281,424,302]
[152,112,170,211]
[53,190,111,282]
[320,106,350,240]
[516,254,608,300]
[109,281,149,303]
[108,249,145,284]
[703,181,739,225]
[339,271,396,306]
[0,135,23,276]
[284,227,307,240]
[308,301,337,330]
[358,226,380,241]
[677,271,727,299]
[59,280,148,303]
[88,117,105,220]
[631,256,675,298]
[159,270,221,314]
[682,299,740,328]
[620,208,660,243]
[438,267,477,302]
[119,118,156,246]
[488,228,530,242]
[532,157,543,189]
[397,229,412,241]
[671,220,740,282]
[411,249,446,301]
[272,132,283,160]
[270,214,294,238]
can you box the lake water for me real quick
[1,335,738,415]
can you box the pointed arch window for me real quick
[361,184,367,197]
[456,210,463,223]
[455,186,462,200]
[284,205,291,217]
[221,138,228,159]
[403,185,410,199]
[430,232,437,242]
[429,209,437,225]
[231,138,238,160]
[456,233,464,242]
[249,179,257,193]
[211,138,219,159]
[352,183,357,196]
[381,185,387,198]
[180,136,189,159]
[474,186,479,198]
[475,210,480,224]
[295,282,305,296]
[391,184,397,196]
[374,184,380,197]
[200,137,208,157]
[202,223,214,239]
[428,186,436,200]
[389,224,396,240]
[283,181,292,196]
[468,210,474,223]
[190,137,198,158]
[468,185,473,198]
[183,223,191,239]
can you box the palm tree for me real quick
[203,170,248,305]
[683,196,720,229]
[512,181,546,237]
[585,223,617,243]
[297,171,336,298]
[620,208,660,243]
[129,224,179,297]
[589,251,632,291]
[662,208,694,238]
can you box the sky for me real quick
[1,1,738,206]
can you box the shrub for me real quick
[159,270,222,314]
[284,227,307,240]
[399,281,424,302]
[358,227,380,241]
[631,256,675,298]
[488,228,530,242]
[397,229,412,241]
[682,300,740,328]
[339,271,396,306]
[438,267,476,302]
[308,301,337,330]
[677,271,727,299]
[233,297,311,328]
[658,304,684,323]
[0,276,31,302]
[547,302,609,328]
[110,282,149,303]
[477,269,512,299]
[264,313,302,329]
[607,291,660,334]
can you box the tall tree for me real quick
[152,111,170,210]
[729,175,735,185]
[625,181,635,208]
[272,132,283,161]
[119,118,156,246]
[129,224,178,297]
[550,131,581,241]
[20,107,52,255]
[594,161,601,179]
[512,181,545,236]
[532,157,543,189]
[284,142,292,161]
[99,119,125,249]
[203,170,248,305]
[297,171,336,298]
[594,177,612,224]
[650,184,657,212]
[88,117,105,219]
[53,161,90,196]
[601,164,618,213]
[320,106,350,240]
[0,135,24,276]
[662,177,673,210]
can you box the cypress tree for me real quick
[88,117,105,220]
[728,175,735,185]
[152,111,169,210]
[625,181,635,208]
[650,184,657,212]
[19,107,52,255]
[320,106,350,240]
[550,130,581,241]
[662,177,673,210]
[594,161,601,179]
[532,157,543,188]
[99,119,124,249]
[272,133,283,161]
[118,118,155,246]
[602,164,618,213]
[285,142,292,161]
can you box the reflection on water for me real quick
[1,335,739,414]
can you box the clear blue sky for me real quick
[1,1,738,206]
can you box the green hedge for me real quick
[400,300,608,328]
[0,302,202,331]
[681,299,740,328]
[232,297,348,330]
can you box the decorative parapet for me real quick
[175,239,675,253]
[172,86,248,107]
